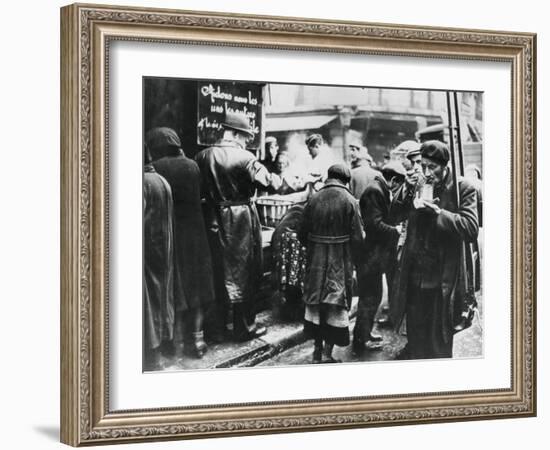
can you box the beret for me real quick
[420,140,450,165]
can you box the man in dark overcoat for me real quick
[148,127,215,358]
[352,162,405,351]
[195,112,283,341]
[389,140,479,359]
[298,164,364,363]
[143,151,175,370]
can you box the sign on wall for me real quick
[197,81,263,150]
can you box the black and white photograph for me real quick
[142,77,484,372]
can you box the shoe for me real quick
[237,325,267,342]
[454,307,475,332]
[376,316,393,328]
[369,333,383,342]
[311,345,323,364]
[192,331,208,358]
[453,317,468,332]
[394,345,410,360]
[321,357,342,364]
[183,332,208,359]
[159,340,176,358]
[364,340,383,351]
[312,348,323,364]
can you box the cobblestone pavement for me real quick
[260,296,483,367]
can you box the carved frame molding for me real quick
[61,3,536,446]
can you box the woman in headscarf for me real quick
[147,127,215,358]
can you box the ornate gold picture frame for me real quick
[60,2,536,446]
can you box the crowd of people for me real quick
[143,111,481,369]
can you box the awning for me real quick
[265,115,337,132]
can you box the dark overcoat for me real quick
[350,161,379,200]
[358,174,399,275]
[389,170,479,342]
[298,181,364,309]
[195,140,279,304]
[153,153,215,311]
[143,166,175,349]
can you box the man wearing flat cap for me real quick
[352,160,405,352]
[195,112,283,341]
[349,140,378,200]
[389,140,479,359]
[298,164,364,363]
[400,140,423,188]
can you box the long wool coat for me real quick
[350,161,379,200]
[298,181,364,310]
[389,170,479,343]
[195,140,280,304]
[143,165,175,350]
[358,173,399,275]
[153,153,215,312]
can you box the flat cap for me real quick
[327,163,352,184]
[145,127,181,150]
[382,160,406,177]
[395,140,421,160]
[420,140,450,166]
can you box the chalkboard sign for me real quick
[197,81,263,150]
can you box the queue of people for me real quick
[143,111,481,369]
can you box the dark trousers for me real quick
[385,263,396,310]
[406,281,453,359]
[232,302,257,339]
[353,271,383,344]
[204,227,258,340]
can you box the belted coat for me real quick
[195,139,281,304]
[298,181,364,310]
